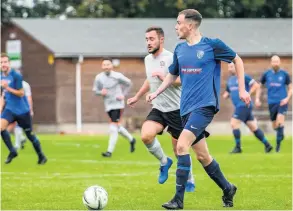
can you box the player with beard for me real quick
[128,27,209,191]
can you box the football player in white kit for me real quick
[93,58,136,157]
[127,27,209,191]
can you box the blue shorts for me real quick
[182,106,214,143]
[232,106,254,123]
[269,103,288,121]
[1,109,32,131]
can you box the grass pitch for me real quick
[1,134,292,210]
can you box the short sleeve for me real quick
[168,45,180,76]
[211,38,236,63]
[245,74,255,86]
[260,72,266,85]
[14,73,23,90]
[285,72,291,85]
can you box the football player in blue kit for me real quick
[256,55,292,152]
[223,63,273,153]
[147,9,251,209]
[1,53,47,164]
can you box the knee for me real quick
[231,122,238,130]
[141,133,155,145]
[196,152,212,165]
[176,142,189,155]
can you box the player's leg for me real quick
[230,117,242,153]
[162,107,236,209]
[116,110,136,152]
[246,117,273,153]
[191,136,236,207]
[1,110,18,164]
[16,112,47,164]
[274,105,287,152]
[14,124,26,150]
[172,137,195,192]
[102,110,120,157]
[141,116,173,184]
[165,109,195,192]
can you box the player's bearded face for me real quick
[145,31,161,54]
[102,60,113,74]
[0,57,10,72]
[271,57,280,71]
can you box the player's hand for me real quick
[152,71,164,81]
[101,88,107,96]
[30,110,34,116]
[280,97,289,106]
[1,80,8,88]
[116,95,125,101]
[239,90,251,106]
[146,92,158,103]
[255,99,262,107]
[127,96,138,108]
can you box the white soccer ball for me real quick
[82,185,108,210]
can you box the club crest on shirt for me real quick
[196,50,204,59]
[160,61,165,67]
[278,76,283,81]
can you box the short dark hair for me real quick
[145,26,164,37]
[102,57,112,62]
[1,53,9,60]
[179,9,202,27]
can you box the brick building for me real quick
[1,18,292,133]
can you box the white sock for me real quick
[14,126,24,149]
[145,137,168,165]
[187,156,195,183]
[107,124,119,153]
[118,126,134,142]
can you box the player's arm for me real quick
[1,74,24,97]
[118,74,132,96]
[152,72,181,86]
[280,73,292,106]
[212,38,251,105]
[92,76,106,96]
[134,79,150,99]
[25,83,34,115]
[245,75,259,96]
[127,79,150,107]
[222,84,230,99]
[0,94,5,113]
[255,72,266,107]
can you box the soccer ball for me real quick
[82,185,108,210]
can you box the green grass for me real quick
[1,134,292,210]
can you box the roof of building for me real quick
[11,18,292,57]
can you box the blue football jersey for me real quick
[169,37,236,116]
[226,74,254,107]
[1,69,30,115]
[260,69,291,104]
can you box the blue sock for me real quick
[24,131,44,158]
[233,129,241,148]
[204,159,231,193]
[175,154,191,202]
[254,129,270,147]
[276,127,284,145]
[1,130,16,153]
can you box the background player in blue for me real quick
[147,9,251,209]
[0,53,47,164]
[256,55,292,152]
[223,63,273,153]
